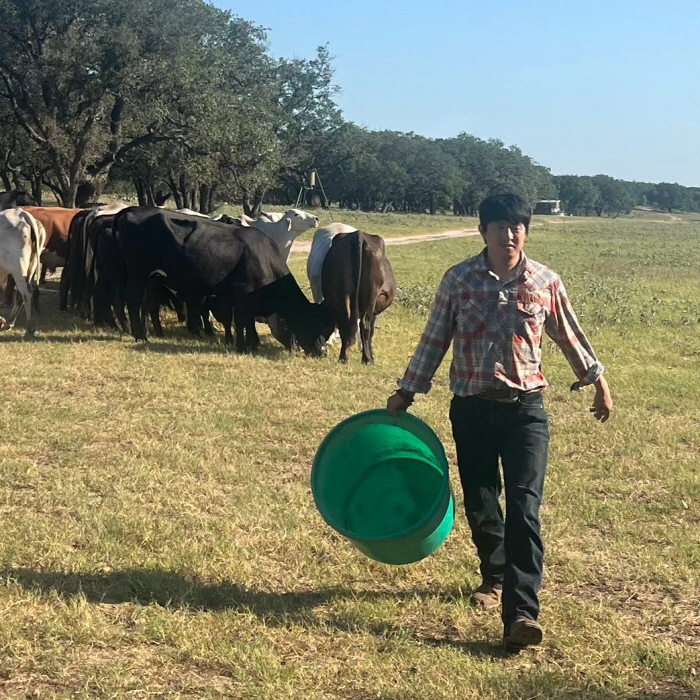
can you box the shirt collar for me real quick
[477,247,532,282]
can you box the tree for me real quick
[649,182,691,213]
[0,0,276,206]
[555,175,601,216]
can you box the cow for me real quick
[307,223,358,303]
[0,189,37,210]
[238,208,318,261]
[22,206,81,259]
[114,207,333,354]
[0,208,46,336]
[57,202,129,315]
[321,230,396,364]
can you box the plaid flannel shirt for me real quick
[398,250,604,396]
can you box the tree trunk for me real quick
[179,173,189,209]
[30,174,42,205]
[167,171,183,209]
[0,171,11,191]
[428,192,436,215]
[135,178,148,206]
[199,184,211,214]
[243,188,265,217]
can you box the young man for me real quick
[387,193,612,650]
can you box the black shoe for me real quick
[503,618,543,651]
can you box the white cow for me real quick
[176,208,209,218]
[307,223,358,303]
[0,208,46,336]
[241,208,318,261]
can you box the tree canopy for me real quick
[0,0,696,214]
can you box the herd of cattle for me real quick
[0,190,396,363]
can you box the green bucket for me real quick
[312,409,454,565]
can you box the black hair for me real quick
[479,193,531,231]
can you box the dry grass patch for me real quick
[0,216,698,698]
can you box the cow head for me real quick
[294,303,335,357]
[284,208,319,235]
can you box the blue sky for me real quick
[219,1,700,186]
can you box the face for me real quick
[479,220,528,265]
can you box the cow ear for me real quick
[285,217,292,232]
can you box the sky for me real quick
[218,0,700,186]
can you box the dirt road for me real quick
[290,227,479,255]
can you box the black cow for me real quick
[321,230,396,364]
[114,207,333,354]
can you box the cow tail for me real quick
[350,230,363,345]
[22,211,44,289]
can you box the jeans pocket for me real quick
[518,393,544,408]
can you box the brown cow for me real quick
[22,206,81,258]
[321,230,396,364]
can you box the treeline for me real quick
[555,175,700,216]
[0,0,697,216]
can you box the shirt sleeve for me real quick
[398,271,456,394]
[544,277,604,385]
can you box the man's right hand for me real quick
[387,389,414,416]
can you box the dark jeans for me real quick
[449,392,550,627]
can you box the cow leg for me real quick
[59,262,71,311]
[125,279,148,340]
[360,315,377,365]
[32,285,40,313]
[174,293,186,323]
[246,320,260,352]
[219,305,234,345]
[4,275,15,306]
[40,263,47,285]
[93,277,118,329]
[202,309,215,337]
[185,299,203,337]
[111,283,129,333]
[337,317,355,363]
[80,267,95,319]
[233,305,250,352]
[4,275,34,336]
[144,278,165,337]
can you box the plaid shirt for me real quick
[398,249,604,396]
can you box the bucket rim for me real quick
[311,409,451,542]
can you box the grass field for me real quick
[0,216,698,699]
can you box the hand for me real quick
[387,389,414,416]
[590,377,613,423]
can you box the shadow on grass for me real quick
[1,567,500,658]
[132,340,293,361]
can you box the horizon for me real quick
[219,0,699,188]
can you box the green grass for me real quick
[0,216,698,698]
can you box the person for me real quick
[387,193,612,651]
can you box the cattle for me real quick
[307,223,358,303]
[0,189,37,210]
[114,207,333,354]
[58,203,129,315]
[0,208,46,336]
[22,206,81,259]
[321,230,396,364]
[238,208,318,261]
